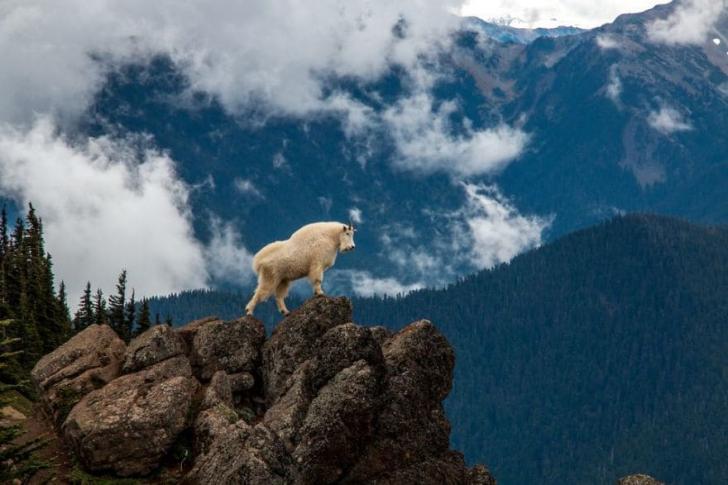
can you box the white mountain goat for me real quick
[245,222,356,316]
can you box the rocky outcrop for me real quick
[62,356,198,476]
[30,324,126,425]
[121,324,185,373]
[187,316,265,381]
[617,474,664,485]
[31,296,493,484]
[262,296,353,404]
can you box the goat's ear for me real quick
[342,225,348,232]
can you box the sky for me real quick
[0,0,721,301]
[460,0,666,28]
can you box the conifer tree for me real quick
[57,281,70,327]
[107,270,127,337]
[135,299,151,337]
[73,282,94,332]
[0,207,7,310]
[94,289,108,325]
[123,289,136,342]
[155,313,161,326]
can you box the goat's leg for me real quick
[308,267,325,296]
[245,274,275,316]
[275,280,291,316]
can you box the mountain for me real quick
[66,1,728,293]
[462,17,583,44]
[150,214,728,484]
[353,214,728,484]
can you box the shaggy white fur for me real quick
[245,222,356,316]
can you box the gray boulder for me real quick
[344,320,458,483]
[293,360,382,484]
[30,324,126,426]
[122,324,185,373]
[200,370,234,410]
[617,475,664,485]
[187,316,265,381]
[262,296,353,405]
[263,322,384,450]
[185,422,297,485]
[194,403,239,456]
[62,356,199,476]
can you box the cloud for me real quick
[460,183,549,268]
[647,0,726,45]
[336,270,424,297]
[204,218,255,285]
[348,208,363,224]
[234,178,264,199]
[0,0,465,126]
[375,183,548,286]
[460,1,662,29]
[596,34,621,50]
[383,93,529,177]
[606,65,623,103]
[0,117,209,300]
[647,106,692,134]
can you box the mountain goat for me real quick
[245,222,356,316]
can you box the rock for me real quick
[369,325,392,345]
[344,320,457,482]
[31,297,493,483]
[200,370,234,410]
[194,403,239,456]
[369,451,477,485]
[262,296,353,405]
[122,324,185,373]
[176,316,221,351]
[185,422,297,485]
[62,356,199,476]
[467,464,498,485]
[617,475,664,485]
[263,323,384,449]
[0,406,26,427]
[228,371,255,392]
[187,316,265,381]
[293,360,382,484]
[30,324,126,425]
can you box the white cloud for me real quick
[647,0,726,45]
[234,178,264,199]
[348,207,363,224]
[460,1,662,29]
[606,65,623,103]
[0,0,465,126]
[596,34,621,50]
[0,117,209,300]
[384,93,529,177]
[647,106,692,134]
[204,218,255,285]
[375,183,548,286]
[339,269,423,297]
[460,183,549,268]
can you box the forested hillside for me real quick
[151,214,728,484]
[354,214,728,484]
[0,205,70,373]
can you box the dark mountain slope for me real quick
[149,214,728,484]
[353,214,728,484]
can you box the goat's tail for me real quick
[252,240,286,274]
